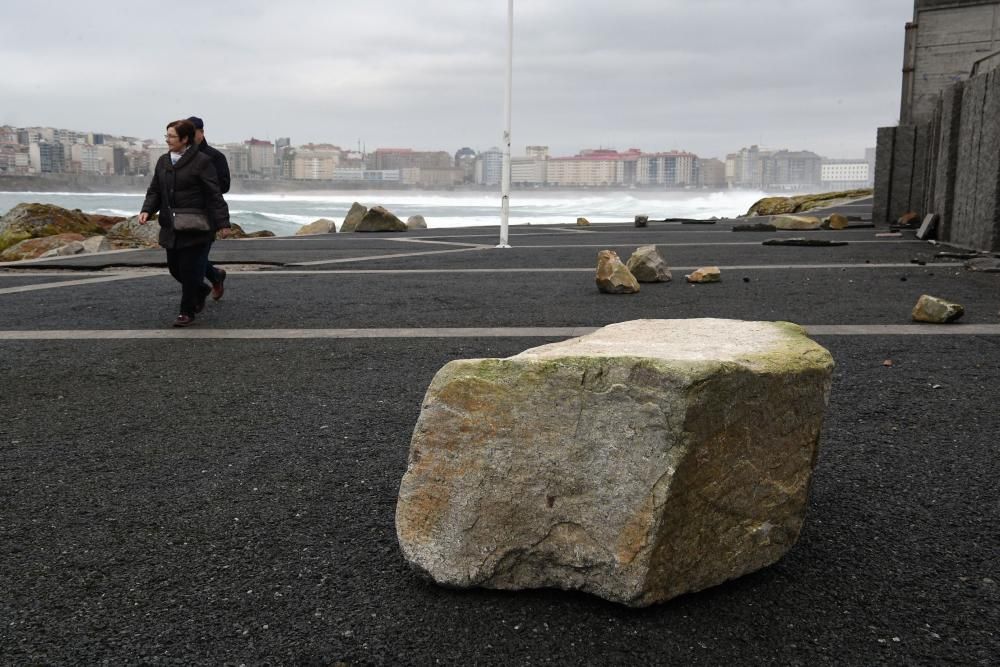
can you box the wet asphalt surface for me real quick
[1,201,998,665]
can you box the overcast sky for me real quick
[1,0,914,159]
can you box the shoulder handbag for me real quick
[172,207,212,232]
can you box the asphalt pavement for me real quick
[1,199,998,665]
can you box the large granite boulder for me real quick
[396,319,834,607]
[0,233,87,261]
[596,250,639,293]
[626,245,672,282]
[356,206,407,232]
[107,215,160,247]
[296,218,336,235]
[340,202,368,233]
[0,203,105,252]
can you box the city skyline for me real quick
[0,1,913,160]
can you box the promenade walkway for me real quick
[1,199,997,664]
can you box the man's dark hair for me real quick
[167,119,196,145]
[187,116,205,130]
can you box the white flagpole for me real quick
[497,0,513,248]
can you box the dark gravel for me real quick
[0,336,997,665]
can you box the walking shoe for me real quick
[173,314,194,327]
[211,268,227,301]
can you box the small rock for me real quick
[596,250,640,294]
[406,215,428,230]
[81,235,111,253]
[577,217,590,226]
[822,214,849,230]
[912,294,964,323]
[625,245,672,282]
[634,215,648,228]
[883,359,893,367]
[685,266,721,283]
[896,211,921,228]
[244,230,276,238]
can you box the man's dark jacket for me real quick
[198,140,231,194]
[141,148,230,249]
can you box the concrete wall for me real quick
[951,68,1000,249]
[901,1,1000,124]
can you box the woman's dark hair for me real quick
[166,119,196,145]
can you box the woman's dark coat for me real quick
[141,148,230,249]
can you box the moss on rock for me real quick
[744,189,873,217]
[0,203,106,252]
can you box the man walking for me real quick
[187,116,230,300]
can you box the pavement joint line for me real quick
[231,262,963,274]
[2,324,1000,340]
[287,246,489,266]
[0,273,150,295]
[483,241,927,248]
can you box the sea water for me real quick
[0,189,770,236]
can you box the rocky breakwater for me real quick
[396,319,835,606]
[744,188,873,217]
[0,203,110,258]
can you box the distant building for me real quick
[821,159,871,190]
[218,144,250,178]
[636,151,699,187]
[524,145,549,160]
[698,158,726,189]
[400,167,464,187]
[245,138,275,178]
[371,148,452,171]
[454,147,477,183]
[28,141,65,174]
[546,149,623,186]
[475,147,503,186]
[510,156,547,185]
[767,150,822,190]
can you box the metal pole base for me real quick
[495,243,512,249]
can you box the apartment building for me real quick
[245,138,275,178]
[636,151,699,187]
[547,149,623,186]
[821,160,871,189]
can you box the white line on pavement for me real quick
[2,324,999,340]
[0,273,150,295]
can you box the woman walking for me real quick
[138,119,231,327]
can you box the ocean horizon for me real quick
[0,189,773,236]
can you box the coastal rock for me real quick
[0,202,105,253]
[596,250,640,294]
[964,257,1000,272]
[634,215,649,228]
[406,215,428,230]
[685,266,721,283]
[395,318,835,607]
[626,245,672,282]
[82,235,111,254]
[84,213,127,232]
[577,217,590,226]
[245,230,276,238]
[340,202,368,233]
[744,189,873,217]
[771,215,822,231]
[221,222,248,239]
[296,218,336,235]
[356,206,407,232]
[0,233,87,261]
[108,215,160,247]
[822,214,849,230]
[912,294,964,323]
[40,241,85,258]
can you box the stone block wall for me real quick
[875,68,1000,251]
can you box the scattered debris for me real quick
[625,245,672,282]
[596,250,640,294]
[685,266,721,283]
[822,214,849,230]
[742,277,751,283]
[910,258,927,265]
[964,257,1000,272]
[912,294,965,323]
[679,219,716,225]
[733,222,776,232]
[893,211,921,229]
[634,215,649,228]
[935,251,979,260]
[762,238,849,247]
[883,360,893,367]
[876,232,903,238]
[916,214,939,240]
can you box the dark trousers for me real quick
[206,260,223,285]
[166,243,213,316]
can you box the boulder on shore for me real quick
[356,206,407,232]
[340,202,368,233]
[296,218,337,235]
[395,318,835,606]
[0,233,87,261]
[626,245,672,282]
[743,189,873,217]
[577,217,590,226]
[108,216,160,247]
[406,215,428,230]
[596,250,640,293]
[0,203,106,253]
[771,215,822,231]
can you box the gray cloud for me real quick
[0,0,913,158]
